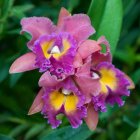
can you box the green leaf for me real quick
[39,124,93,140]
[25,124,46,140]
[10,73,23,87]
[11,4,34,19]
[88,0,123,54]
[68,0,80,12]
[12,4,34,12]
[0,134,14,140]
[131,68,140,84]
[123,2,140,30]
[0,62,9,83]
[0,0,14,20]
[128,127,140,140]
[11,9,25,19]
[0,0,14,34]
[9,124,29,137]
[123,116,138,128]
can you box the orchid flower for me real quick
[9,7,95,79]
[9,7,134,130]
[29,76,98,129]
[74,36,135,129]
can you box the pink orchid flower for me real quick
[27,36,134,130]
[9,7,96,79]
[74,36,135,129]
[9,7,134,130]
[28,76,98,129]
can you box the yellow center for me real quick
[99,68,117,94]
[49,90,78,114]
[41,40,54,59]
[41,39,71,60]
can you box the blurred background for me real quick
[0,0,140,140]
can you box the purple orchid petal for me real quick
[124,74,135,89]
[42,78,86,128]
[9,52,37,73]
[60,14,95,43]
[92,95,107,112]
[67,106,87,128]
[34,32,77,79]
[96,62,131,107]
[21,17,57,50]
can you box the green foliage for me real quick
[88,0,123,54]
[40,124,93,140]
[0,134,14,140]
[128,126,140,140]
[68,0,80,12]
[0,0,140,140]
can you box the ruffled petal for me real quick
[75,58,91,77]
[96,62,132,107]
[75,77,100,103]
[42,78,86,128]
[28,88,44,115]
[92,36,112,66]
[34,32,77,79]
[9,52,37,73]
[60,14,95,43]
[57,7,71,28]
[92,95,107,112]
[39,72,61,87]
[67,106,87,128]
[124,74,135,89]
[21,17,56,50]
[73,52,83,68]
[75,61,101,102]
[77,40,101,59]
[85,103,98,130]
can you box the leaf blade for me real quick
[88,0,123,54]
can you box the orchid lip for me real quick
[34,32,77,78]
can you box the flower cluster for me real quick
[9,8,134,130]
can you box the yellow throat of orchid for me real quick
[99,68,117,94]
[41,39,71,60]
[49,89,78,114]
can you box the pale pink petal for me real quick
[75,76,100,103]
[21,17,56,50]
[75,60,101,102]
[75,58,91,77]
[39,72,61,87]
[124,74,135,89]
[92,36,112,66]
[60,14,95,43]
[9,52,37,74]
[73,52,83,68]
[85,103,99,130]
[28,88,44,115]
[57,7,71,28]
[78,40,101,59]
